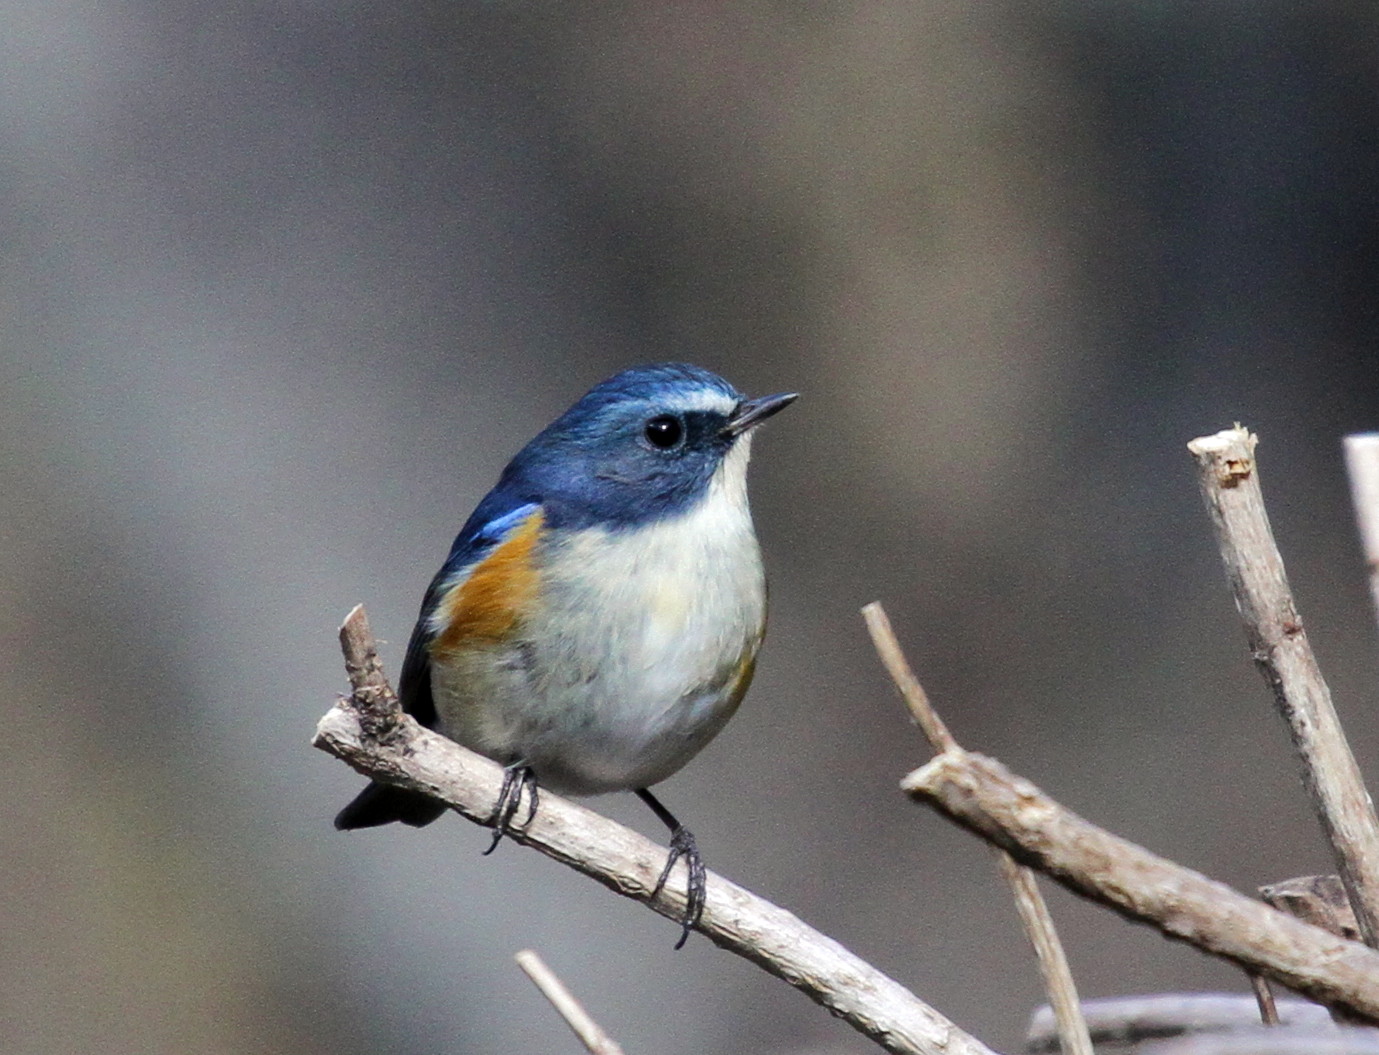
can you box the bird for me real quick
[334,362,796,947]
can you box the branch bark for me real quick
[1188,427,1379,947]
[318,606,1001,1055]
[996,853,1093,1055]
[901,749,1379,1022]
[862,602,1092,1055]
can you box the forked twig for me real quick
[901,749,1379,1020]
[864,601,1092,1055]
[864,600,1379,1021]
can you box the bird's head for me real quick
[507,363,796,529]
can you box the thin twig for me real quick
[318,606,1002,1055]
[1248,972,1280,1026]
[1344,433,1379,643]
[901,748,1379,1022]
[861,602,956,752]
[865,602,1089,1055]
[997,852,1094,1055]
[1188,426,1379,948]
[515,950,626,1055]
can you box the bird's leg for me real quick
[635,788,706,950]
[485,762,539,855]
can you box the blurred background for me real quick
[5,3,1379,1053]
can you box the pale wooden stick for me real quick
[1344,433,1379,640]
[1188,427,1379,948]
[997,852,1094,1055]
[515,950,626,1055]
[901,749,1379,1021]
[861,602,956,752]
[864,602,1090,1055]
[319,606,1001,1055]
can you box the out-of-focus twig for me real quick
[319,606,1002,1055]
[516,950,625,1055]
[1025,993,1332,1054]
[1188,426,1379,949]
[1344,433,1379,643]
[865,602,1090,1055]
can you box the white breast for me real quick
[432,437,768,795]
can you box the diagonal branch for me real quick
[317,605,1002,1055]
[1188,426,1379,948]
[901,749,1379,1022]
[863,601,1379,1023]
[515,950,626,1055]
[865,602,1092,1055]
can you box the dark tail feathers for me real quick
[334,783,447,830]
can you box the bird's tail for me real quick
[334,782,447,830]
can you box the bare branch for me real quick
[862,601,956,752]
[515,950,626,1055]
[1026,993,1331,1053]
[318,607,1002,1055]
[902,749,1379,1021]
[997,852,1093,1055]
[1188,426,1379,947]
[1248,973,1280,1026]
[1344,433,1379,642]
[865,601,1088,1054]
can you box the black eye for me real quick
[643,415,684,449]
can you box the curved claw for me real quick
[652,825,707,950]
[485,763,539,854]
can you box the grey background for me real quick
[4,4,1379,1054]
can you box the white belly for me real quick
[431,482,767,794]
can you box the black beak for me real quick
[724,391,798,437]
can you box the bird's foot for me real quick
[652,825,707,950]
[484,762,539,854]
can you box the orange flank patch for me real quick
[432,510,544,652]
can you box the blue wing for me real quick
[397,496,543,729]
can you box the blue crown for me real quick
[486,364,747,531]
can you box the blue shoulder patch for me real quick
[443,498,542,572]
[471,502,542,547]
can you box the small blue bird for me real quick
[335,363,795,946]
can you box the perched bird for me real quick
[335,363,795,946]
